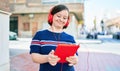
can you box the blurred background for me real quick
[0,0,120,71]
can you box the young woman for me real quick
[30,4,78,71]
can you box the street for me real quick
[9,38,31,57]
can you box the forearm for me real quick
[31,53,48,64]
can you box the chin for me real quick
[56,26,63,29]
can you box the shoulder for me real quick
[32,29,48,39]
[37,29,48,33]
[61,32,76,43]
[35,29,49,35]
[62,32,74,38]
[63,32,73,37]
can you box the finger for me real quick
[66,57,73,61]
[51,62,57,66]
[66,57,77,65]
[68,63,74,66]
[49,56,60,62]
[49,60,56,66]
[49,59,59,66]
[49,50,55,54]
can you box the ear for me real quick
[48,7,55,25]
[48,13,53,25]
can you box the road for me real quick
[9,39,31,57]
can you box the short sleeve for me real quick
[30,31,41,54]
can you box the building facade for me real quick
[105,17,120,34]
[9,0,84,38]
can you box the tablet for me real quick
[54,44,80,63]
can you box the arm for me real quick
[31,53,48,64]
[31,50,60,66]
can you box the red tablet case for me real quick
[54,44,80,63]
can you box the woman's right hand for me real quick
[48,50,60,66]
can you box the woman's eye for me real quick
[63,17,67,20]
[57,15,61,18]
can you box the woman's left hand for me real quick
[66,55,78,66]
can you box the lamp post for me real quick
[101,20,104,32]
[93,16,96,31]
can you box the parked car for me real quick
[113,32,120,39]
[97,32,105,35]
[9,31,17,40]
[86,32,98,39]
[97,31,107,35]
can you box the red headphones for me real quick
[48,8,70,29]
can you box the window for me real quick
[23,22,30,31]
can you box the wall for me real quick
[0,11,11,71]
[12,13,79,38]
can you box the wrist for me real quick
[46,55,49,62]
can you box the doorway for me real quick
[10,16,18,35]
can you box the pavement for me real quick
[10,52,120,71]
[9,37,120,71]
[17,37,102,43]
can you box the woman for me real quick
[30,4,78,71]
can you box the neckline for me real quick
[47,29,62,41]
[47,29,64,34]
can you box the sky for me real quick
[84,0,120,31]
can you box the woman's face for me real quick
[52,10,69,29]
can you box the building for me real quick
[0,0,11,71]
[9,0,84,38]
[105,16,120,34]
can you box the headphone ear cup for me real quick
[65,20,69,27]
[64,16,70,28]
[48,13,53,25]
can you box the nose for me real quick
[59,18,64,22]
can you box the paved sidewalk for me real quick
[10,52,120,71]
[10,37,120,71]
[17,38,102,44]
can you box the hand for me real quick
[48,50,60,66]
[66,55,78,66]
